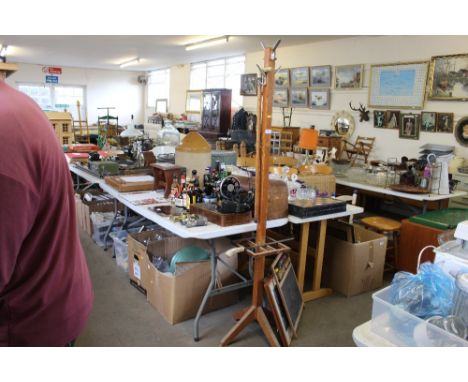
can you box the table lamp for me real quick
[299,127,318,166]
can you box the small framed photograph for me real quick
[335,64,364,89]
[436,112,454,133]
[386,110,400,129]
[373,110,386,128]
[240,73,257,96]
[275,69,290,88]
[400,113,420,140]
[290,88,308,108]
[290,67,309,87]
[309,88,330,110]
[273,88,289,108]
[310,65,332,88]
[421,112,436,132]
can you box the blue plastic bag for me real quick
[390,262,455,319]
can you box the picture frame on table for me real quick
[334,64,364,89]
[373,110,386,128]
[429,53,468,101]
[275,68,290,88]
[240,73,257,96]
[273,88,289,108]
[399,113,420,140]
[386,110,400,129]
[436,112,454,133]
[368,61,429,109]
[421,111,436,132]
[290,67,309,87]
[290,88,308,108]
[310,65,332,88]
[309,88,330,110]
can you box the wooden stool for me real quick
[361,216,401,271]
[150,163,185,198]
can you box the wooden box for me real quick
[104,175,154,192]
[190,203,252,226]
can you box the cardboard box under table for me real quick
[324,223,387,297]
[145,236,238,325]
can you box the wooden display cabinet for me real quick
[200,88,232,146]
[317,135,343,158]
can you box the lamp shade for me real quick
[299,128,318,150]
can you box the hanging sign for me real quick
[42,66,63,75]
[46,75,59,84]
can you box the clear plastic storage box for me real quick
[371,286,468,347]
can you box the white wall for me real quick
[242,35,468,161]
[6,63,145,125]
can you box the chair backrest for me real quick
[355,136,375,153]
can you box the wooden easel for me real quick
[73,100,90,143]
[221,40,282,347]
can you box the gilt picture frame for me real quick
[429,53,468,101]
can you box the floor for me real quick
[76,228,377,347]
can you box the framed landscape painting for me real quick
[369,61,429,109]
[290,67,309,87]
[334,64,363,89]
[290,88,308,108]
[273,88,289,108]
[275,69,290,88]
[429,53,468,101]
[310,65,331,88]
[309,89,330,110]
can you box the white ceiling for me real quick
[0,35,353,72]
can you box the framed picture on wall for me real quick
[436,112,454,133]
[290,67,309,87]
[373,110,386,128]
[368,61,429,109]
[386,110,400,129]
[309,88,330,110]
[399,113,420,140]
[334,64,364,89]
[290,88,308,108]
[275,69,290,88]
[273,88,289,108]
[240,73,257,96]
[429,53,468,101]
[310,65,331,88]
[421,112,436,132]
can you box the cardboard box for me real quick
[127,229,174,292]
[144,237,238,324]
[324,223,387,297]
[75,190,115,236]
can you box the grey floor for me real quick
[76,229,375,347]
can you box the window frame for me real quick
[16,82,87,119]
[147,68,170,109]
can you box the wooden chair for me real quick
[343,136,375,166]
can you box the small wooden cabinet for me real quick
[317,135,343,158]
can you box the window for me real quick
[18,83,86,120]
[189,56,245,107]
[62,123,69,133]
[63,137,69,144]
[147,69,170,108]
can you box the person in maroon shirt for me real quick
[0,65,93,346]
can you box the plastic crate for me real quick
[371,286,467,347]
[110,225,159,272]
[91,212,125,248]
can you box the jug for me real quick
[428,153,453,195]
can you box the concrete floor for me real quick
[76,229,376,347]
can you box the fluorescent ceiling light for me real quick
[0,45,8,57]
[185,36,229,51]
[120,57,140,68]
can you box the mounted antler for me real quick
[349,102,370,122]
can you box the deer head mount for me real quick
[349,102,370,122]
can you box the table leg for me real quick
[103,199,119,251]
[422,200,428,214]
[302,220,333,302]
[193,239,217,341]
[297,223,310,291]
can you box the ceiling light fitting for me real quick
[120,57,140,68]
[185,36,229,51]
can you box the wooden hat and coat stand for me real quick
[221,41,282,347]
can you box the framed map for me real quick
[368,61,429,109]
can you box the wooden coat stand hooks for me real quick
[221,40,285,347]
